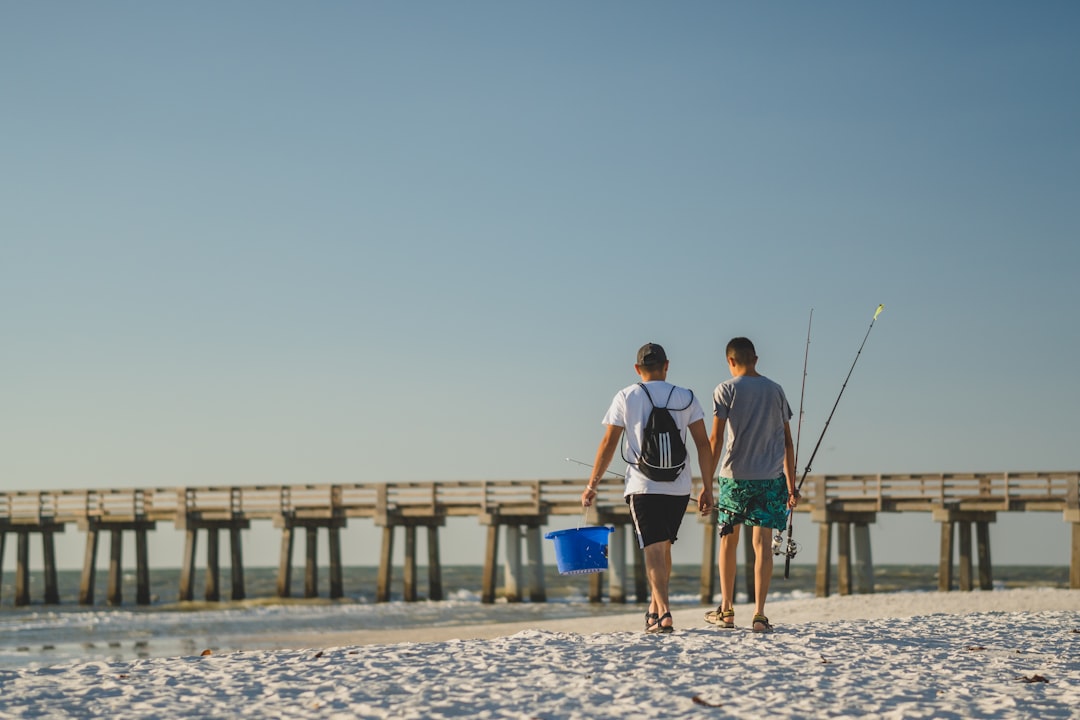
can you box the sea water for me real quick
[0,564,1068,669]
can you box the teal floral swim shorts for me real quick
[715,477,789,530]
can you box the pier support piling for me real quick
[592,512,638,605]
[933,510,996,592]
[206,528,221,602]
[958,521,974,591]
[607,525,627,604]
[80,526,99,605]
[588,568,605,603]
[812,511,877,598]
[699,508,718,604]
[482,520,500,605]
[329,526,343,600]
[853,522,875,594]
[837,521,853,596]
[273,517,344,600]
[403,525,418,602]
[525,525,545,603]
[503,526,522,603]
[16,531,30,606]
[305,527,319,599]
[1065,502,1080,589]
[376,526,393,602]
[939,520,954,592]
[816,522,833,597]
[976,521,993,590]
[177,519,250,602]
[375,515,446,603]
[278,525,294,597]
[1072,522,1080,589]
[229,527,245,600]
[179,529,198,601]
[107,529,123,605]
[1,524,63,607]
[78,520,153,606]
[478,514,546,604]
[427,526,445,600]
[633,543,646,602]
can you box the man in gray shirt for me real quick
[704,337,799,632]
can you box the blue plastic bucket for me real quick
[544,526,614,575]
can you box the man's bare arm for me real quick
[582,424,623,507]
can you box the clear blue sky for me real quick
[3,2,1077,572]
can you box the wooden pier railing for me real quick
[0,471,1076,607]
[807,471,1078,512]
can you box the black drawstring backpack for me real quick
[623,383,692,482]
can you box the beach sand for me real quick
[0,588,1076,719]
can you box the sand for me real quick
[0,588,1075,719]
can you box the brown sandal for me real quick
[705,607,735,629]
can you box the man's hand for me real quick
[697,489,714,514]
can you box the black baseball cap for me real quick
[636,342,667,366]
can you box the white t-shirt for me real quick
[602,380,705,497]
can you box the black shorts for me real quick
[627,493,690,548]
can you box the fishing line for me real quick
[565,457,624,479]
[568,459,757,526]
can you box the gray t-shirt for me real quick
[712,375,792,480]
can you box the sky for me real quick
[2,2,1078,576]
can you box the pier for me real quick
[0,471,1077,607]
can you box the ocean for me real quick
[0,564,1069,670]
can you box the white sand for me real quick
[0,589,1076,719]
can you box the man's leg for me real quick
[643,540,673,625]
[718,524,741,611]
[661,541,674,628]
[752,526,773,619]
[644,539,659,626]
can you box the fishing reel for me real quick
[772,531,800,559]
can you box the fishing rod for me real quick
[783,304,885,578]
[569,459,762,543]
[774,309,813,559]
[567,458,757,525]
[565,458,624,479]
[565,462,743,524]
[793,308,813,482]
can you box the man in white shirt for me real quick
[582,342,713,633]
